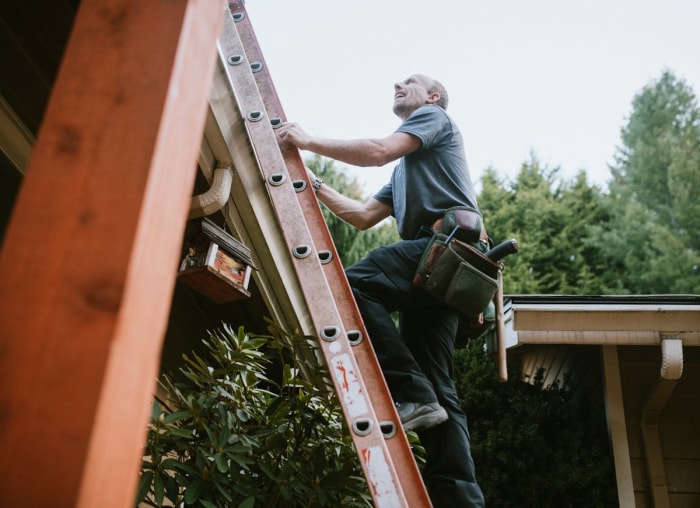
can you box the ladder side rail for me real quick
[227,2,433,505]
[217,11,411,508]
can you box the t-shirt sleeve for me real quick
[395,105,447,149]
[373,182,393,209]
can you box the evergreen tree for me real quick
[478,157,609,294]
[591,70,700,293]
[612,70,700,239]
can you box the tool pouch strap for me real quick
[431,206,483,244]
[413,231,499,317]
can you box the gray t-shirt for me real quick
[374,104,478,240]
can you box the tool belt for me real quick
[413,207,499,317]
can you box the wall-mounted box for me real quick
[177,218,255,304]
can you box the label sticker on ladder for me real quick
[362,446,402,508]
[330,353,369,417]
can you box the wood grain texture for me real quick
[0,1,224,506]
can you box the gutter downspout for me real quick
[640,335,683,508]
[189,163,233,219]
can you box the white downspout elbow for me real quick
[660,336,683,380]
[189,164,234,219]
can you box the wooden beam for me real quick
[602,346,636,508]
[0,1,224,506]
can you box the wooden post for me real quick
[0,1,224,506]
[496,271,508,381]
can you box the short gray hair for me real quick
[429,79,449,109]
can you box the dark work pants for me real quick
[345,237,486,508]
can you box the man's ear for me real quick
[426,92,440,105]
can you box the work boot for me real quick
[395,402,448,432]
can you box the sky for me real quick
[244,0,700,195]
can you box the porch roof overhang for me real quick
[504,294,700,348]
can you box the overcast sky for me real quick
[244,0,700,194]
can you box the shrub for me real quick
[137,323,372,507]
[454,340,618,507]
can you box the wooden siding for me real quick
[619,345,700,508]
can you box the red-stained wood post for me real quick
[0,1,224,506]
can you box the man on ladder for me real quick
[278,73,486,507]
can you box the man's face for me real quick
[392,74,436,119]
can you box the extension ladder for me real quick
[220,2,432,506]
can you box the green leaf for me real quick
[163,410,189,424]
[282,363,292,385]
[244,370,258,388]
[151,401,163,421]
[239,496,256,508]
[159,457,182,471]
[165,475,180,504]
[214,478,234,502]
[214,453,228,473]
[134,471,153,504]
[203,424,217,445]
[229,454,254,470]
[154,472,165,505]
[169,427,194,438]
[258,462,276,480]
[226,443,253,454]
[184,479,203,504]
[172,461,198,476]
[236,408,250,422]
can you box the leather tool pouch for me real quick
[413,231,499,317]
[431,206,484,244]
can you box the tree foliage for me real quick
[591,70,700,293]
[478,158,610,295]
[612,70,700,239]
[478,71,700,296]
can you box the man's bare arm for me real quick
[278,123,421,167]
[313,179,392,230]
